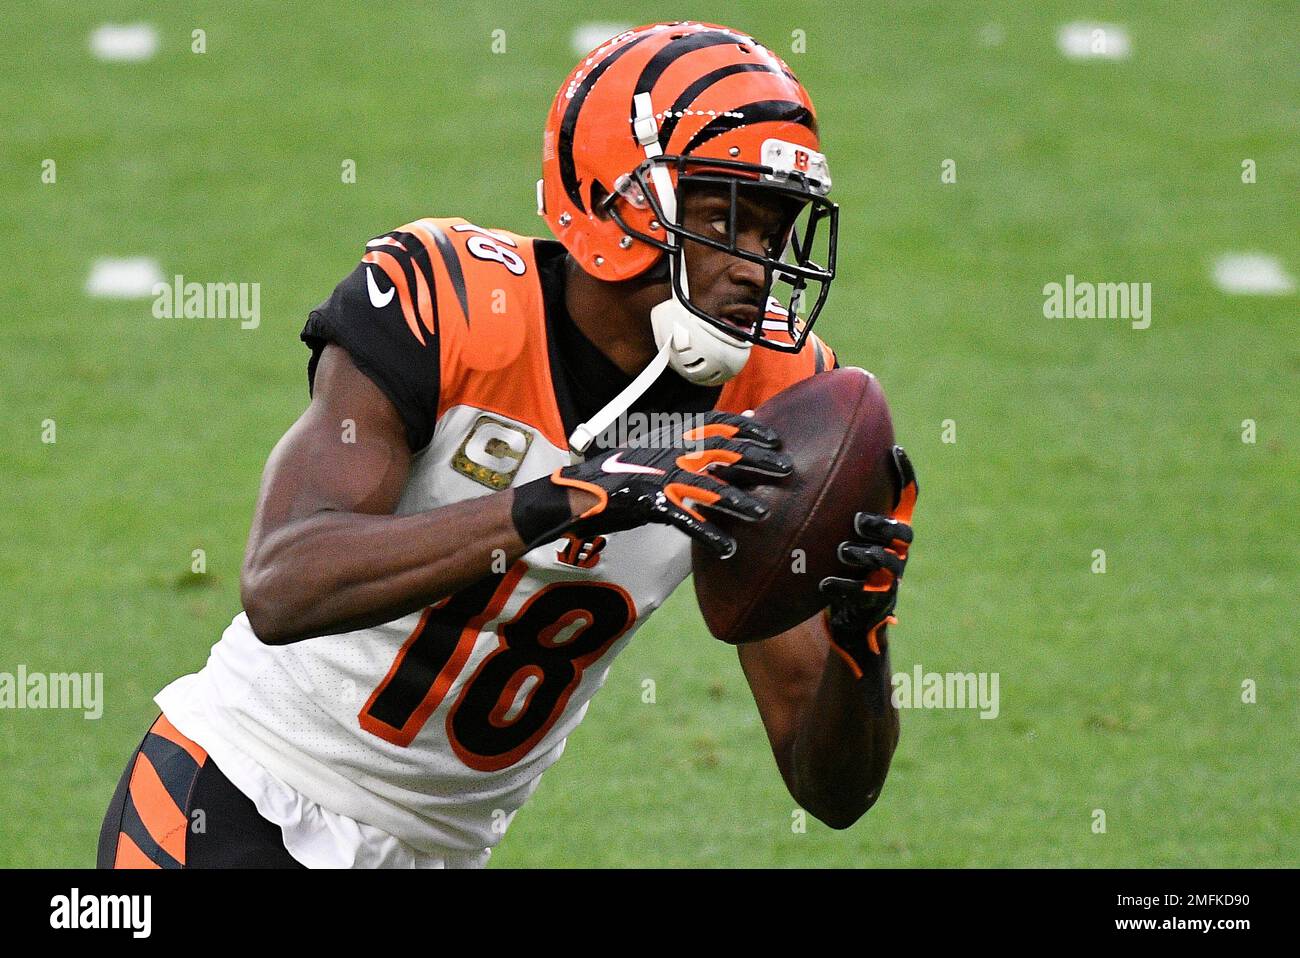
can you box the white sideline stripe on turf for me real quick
[86,258,164,298]
[1211,254,1296,296]
[571,23,632,57]
[1057,22,1131,61]
[89,23,159,62]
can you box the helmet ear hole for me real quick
[642,253,671,284]
[589,181,611,220]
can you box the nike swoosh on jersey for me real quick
[366,267,396,308]
[600,452,667,476]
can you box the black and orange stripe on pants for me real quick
[97,713,305,869]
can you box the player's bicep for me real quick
[736,614,831,785]
[247,344,411,551]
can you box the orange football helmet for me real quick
[538,21,837,360]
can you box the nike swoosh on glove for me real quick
[511,411,793,558]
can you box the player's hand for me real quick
[556,411,793,558]
[818,444,917,677]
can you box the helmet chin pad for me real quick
[650,296,752,386]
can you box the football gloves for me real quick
[511,411,792,558]
[820,444,918,679]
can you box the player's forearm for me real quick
[789,631,899,828]
[241,490,569,645]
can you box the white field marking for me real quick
[85,257,164,298]
[978,23,1005,47]
[1057,22,1131,61]
[1211,253,1296,296]
[89,23,159,62]
[571,22,632,57]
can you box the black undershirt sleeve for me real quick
[300,245,441,453]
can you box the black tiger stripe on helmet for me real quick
[557,32,654,212]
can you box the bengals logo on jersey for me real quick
[556,533,606,569]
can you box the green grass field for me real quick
[2,1,1296,867]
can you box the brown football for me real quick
[692,367,898,644]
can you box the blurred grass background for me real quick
[1,0,1296,866]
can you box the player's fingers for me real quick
[891,444,918,496]
[730,414,781,448]
[889,444,918,521]
[702,489,769,522]
[837,542,905,578]
[852,512,913,546]
[689,410,781,448]
[720,437,793,476]
[699,481,772,522]
[697,472,776,521]
[677,437,792,477]
[667,473,771,522]
[819,575,871,597]
[662,506,737,558]
[819,574,899,599]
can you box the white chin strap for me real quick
[566,341,671,462]
[566,92,752,463]
[649,295,752,387]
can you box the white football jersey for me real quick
[155,217,837,866]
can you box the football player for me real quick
[97,20,917,869]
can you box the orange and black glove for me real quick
[511,411,792,558]
[819,444,918,678]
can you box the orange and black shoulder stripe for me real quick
[360,223,458,348]
[363,217,572,448]
[103,713,208,869]
[363,217,536,347]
